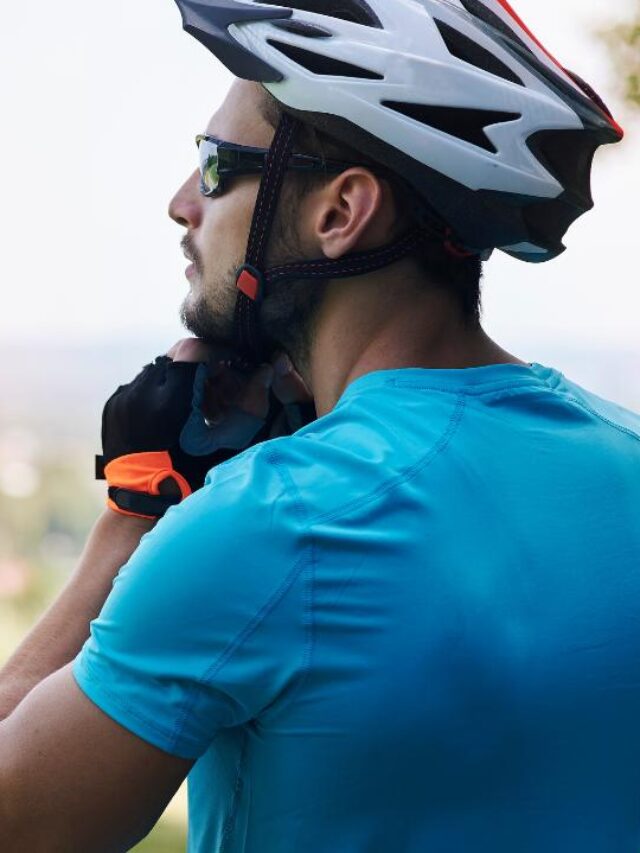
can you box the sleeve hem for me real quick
[72,655,203,761]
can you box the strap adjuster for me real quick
[236,264,265,303]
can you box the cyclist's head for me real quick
[171,79,469,375]
[172,0,622,371]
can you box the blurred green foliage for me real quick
[0,445,187,851]
[134,820,188,852]
[601,2,640,108]
[0,452,102,657]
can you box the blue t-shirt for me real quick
[73,362,640,852]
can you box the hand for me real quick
[271,351,315,406]
[166,340,313,425]
[269,352,317,436]
[97,339,315,521]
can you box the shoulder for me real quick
[73,443,315,758]
[80,441,316,671]
[126,442,311,597]
[552,372,640,442]
[185,383,462,529]
[242,386,464,522]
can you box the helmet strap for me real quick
[231,113,484,372]
[232,112,298,372]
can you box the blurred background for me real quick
[0,1,638,849]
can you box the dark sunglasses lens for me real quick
[198,138,219,195]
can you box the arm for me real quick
[0,512,188,852]
[0,662,193,852]
[0,509,154,721]
[0,442,303,851]
[0,341,312,848]
[0,336,298,719]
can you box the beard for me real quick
[180,264,238,347]
[179,232,237,347]
[179,193,329,380]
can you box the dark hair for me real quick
[258,89,483,328]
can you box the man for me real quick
[1,1,639,851]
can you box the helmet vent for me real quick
[382,101,521,153]
[458,0,534,58]
[527,128,601,207]
[434,19,524,86]
[271,20,332,38]
[257,0,381,28]
[267,40,384,79]
[563,69,614,120]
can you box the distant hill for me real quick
[0,339,175,443]
[0,339,638,444]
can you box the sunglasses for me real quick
[195,133,386,198]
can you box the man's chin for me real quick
[179,302,234,354]
[179,293,285,363]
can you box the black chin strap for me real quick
[232,113,298,372]
[231,113,481,373]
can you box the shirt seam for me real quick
[168,550,312,752]
[169,447,315,754]
[205,443,264,478]
[219,728,249,853]
[538,378,640,444]
[259,393,465,724]
[264,448,317,715]
[76,662,197,755]
[310,391,467,525]
[336,376,549,407]
[386,382,545,398]
[389,379,541,395]
[177,447,316,851]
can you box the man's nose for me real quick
[168,169,203,228]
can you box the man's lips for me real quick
[181,236,199,278]
[183,249,198,279]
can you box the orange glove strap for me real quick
[104,451,193,519]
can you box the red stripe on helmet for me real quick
[494,0,564,70]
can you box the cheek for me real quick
[200,182,258,267]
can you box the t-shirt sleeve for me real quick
[72,443,311,760]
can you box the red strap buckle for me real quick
[443,228,478,260]
[236,264,264,302]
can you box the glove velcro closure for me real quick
[104,451,193,520]
[107,487,181,520]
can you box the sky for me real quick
[1,0,638,356]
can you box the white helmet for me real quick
[175,0,623,263]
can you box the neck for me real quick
[302,265,526,417]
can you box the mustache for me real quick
[181,234,204,274]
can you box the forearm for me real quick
[0,509,154,721]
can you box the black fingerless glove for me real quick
[96,355,316,520]
[96,356,268,519]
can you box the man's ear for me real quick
[314,168,395,260]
